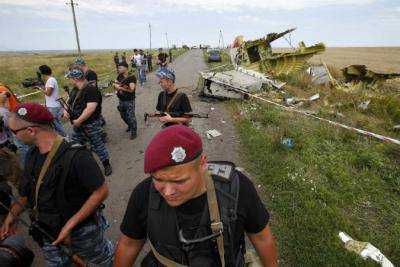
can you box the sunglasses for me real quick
[10,125,39,135]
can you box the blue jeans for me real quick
[138,66,146,85]
[47,107,67,137]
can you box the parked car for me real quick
[208,50,222,62]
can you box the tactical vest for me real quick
[25,141,88,235]
[146,161,246,267]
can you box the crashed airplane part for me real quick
[199,28,323,100]
[233,28,326,76]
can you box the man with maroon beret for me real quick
[115,125,278,266]
[0,103,114,266]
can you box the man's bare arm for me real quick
[53,183,108,245]
[114,234,145,267]
[248,225,278,267]
[43,86,54,96]
[75,102,97,124]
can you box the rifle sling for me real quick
[33,136,64,218]
[149,172,226,266]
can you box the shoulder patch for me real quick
[207,163,233,179]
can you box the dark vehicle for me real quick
[208,50,222,63]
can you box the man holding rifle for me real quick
[64,68,112,176]
[114,62,138,140]
[0,103,114,266]
[155,68,192,128]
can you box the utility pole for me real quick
[218,29,225,49]
[165,32,170,49]
[67,0,82,55]
[149,23,152,51]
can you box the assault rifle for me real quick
[57,97,90,139]
[144,112,209,123]
[0,192,87,267]
[21,71,45,89]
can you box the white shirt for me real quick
[133,54,143,67]
[44,77,61,108]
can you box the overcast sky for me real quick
[0,0,399,51]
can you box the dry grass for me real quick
[309,47,400,73]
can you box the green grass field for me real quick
[203,49,400,266]
[0,48,188,102]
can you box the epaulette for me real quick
[207,162,234,180]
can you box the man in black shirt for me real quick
[114,52,120,71]
[155,68,192,127]
[157,48,168,70]
[114,125,278,266]
[74,57,107,127]
[1,103,113,266]
[64,68,112,176]
[114,62,137,140]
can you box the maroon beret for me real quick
[144,125,203,173]
[15,103,54,124]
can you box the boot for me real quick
[102,160,113,176]
[130,131,137,140]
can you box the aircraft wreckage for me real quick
[198,28,326,100]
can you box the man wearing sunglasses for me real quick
[0,103,114,266]
[115,125,278,266]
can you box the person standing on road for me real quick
[114,62,138,140]
[114,52,120,71]
[74,57,107,128]
[132,50,145,86]
[38,65,67,137]
[114,125,278,266]
[157,48,168,70]
[1,103,114,266]
[155,68,192,128]
[146,52,153,72]
[64,68,112,176]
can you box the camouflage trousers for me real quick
[117,100,137,134]
[42,214,114,266]
[71,119,109,162]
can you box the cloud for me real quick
[161,0,378,11]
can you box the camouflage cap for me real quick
[65,68,84,79]
[156,68,176,83]
[74,57,86,65]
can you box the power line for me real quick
[165,32,170,49]
[66,0,82,55]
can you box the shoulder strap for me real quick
[149,241,188,267]
[33,136,64,218]
[166,91,182,112]
[205,171,226,267]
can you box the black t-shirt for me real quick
[70,83,102,124]
[120,171,270,259]
[116,74,137,101]
[84,69,98,87]
[156,90,192,127]
[19,146,104,209]
[158,52,168,65]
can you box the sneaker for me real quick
[104,164,113,176]
[130,132,137,140]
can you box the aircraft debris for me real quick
[342,65,400,85]
[339,232,394,267]
[307,66,330,85]
[206,129,222,140]
[358,100,371,110]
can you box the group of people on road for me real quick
[0,51,278,267]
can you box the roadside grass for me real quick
[203,49,400,265]
[228,100,400,266]
[0,48,188,102]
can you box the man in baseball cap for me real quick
[64,68,112,176]
[3,102,114,265]
[153,68,192,128]
[115,125,278,266]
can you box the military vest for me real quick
[145,161,246,267]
